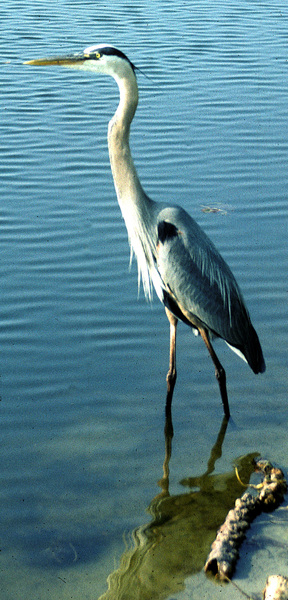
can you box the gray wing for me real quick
[155,206,254,350]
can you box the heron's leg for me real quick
[165,308,178,404]
[198,327,230,419]
[164,308,177,440]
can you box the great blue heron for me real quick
[25,44,265,418]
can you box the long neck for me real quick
[107,70,156,298]
[108,71,146,209]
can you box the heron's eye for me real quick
[85,51,102,60]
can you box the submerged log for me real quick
[204,460,287,581]
[263,575,288,600]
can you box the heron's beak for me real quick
[24,53,87,67]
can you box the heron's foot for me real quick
[165,401,174,441]
[165,368,176,437]
[215,366,230,419]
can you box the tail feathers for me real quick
[246,325,265,374]
[231,325,265,374]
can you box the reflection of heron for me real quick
[25,45,265,417]
[96,415,258,600]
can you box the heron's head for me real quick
[24,44,136,79]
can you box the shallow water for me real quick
[1,1,288,598]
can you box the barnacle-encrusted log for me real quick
[263,575,288,600]
[204,460,287,581]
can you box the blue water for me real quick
[1,1,288,598]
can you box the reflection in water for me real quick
[99,412,258,600]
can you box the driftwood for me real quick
[263,575,288,600]
[204,459,287,582]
